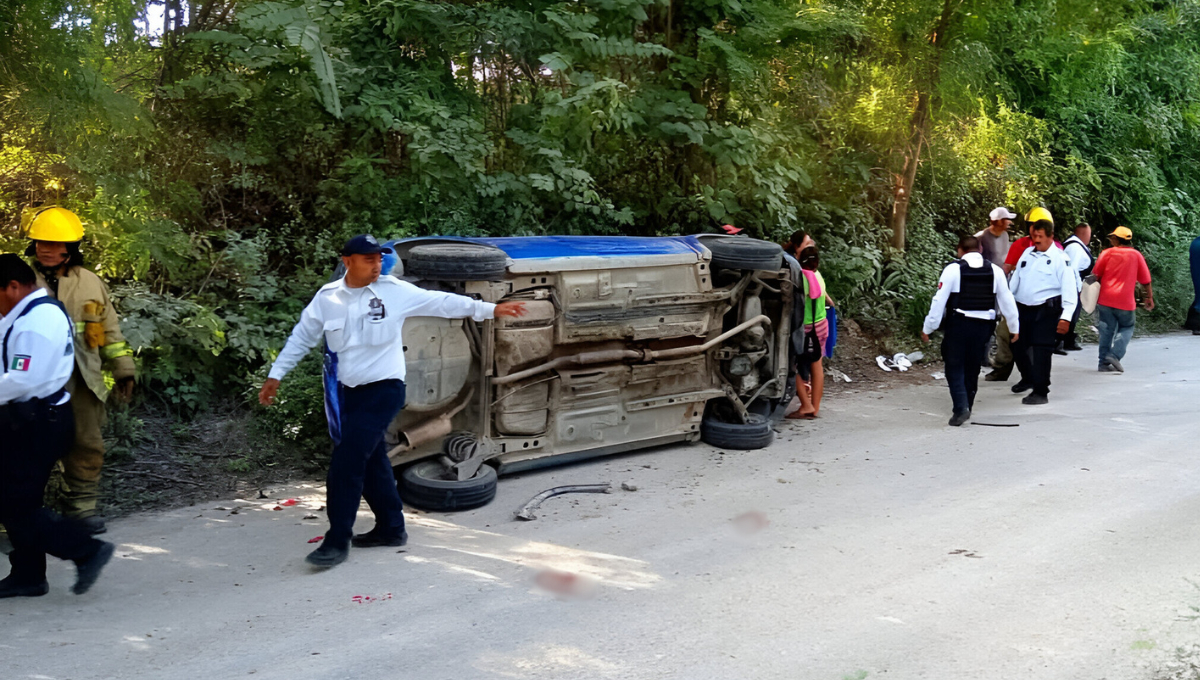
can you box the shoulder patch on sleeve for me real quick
[10,355,31,372]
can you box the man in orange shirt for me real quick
[1092,226,1154,372]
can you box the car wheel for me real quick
[700,412,775,450]
[405,243,508,281]
[399,460,498,511]
[704,237,783,271]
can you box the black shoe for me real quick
[79,516,107,536]
[1064,343,1083,352]
[1022,393,1049,405]
[1106,355,1125,373]
[73,541,114,595]
[0,574,49,598]
[1011,382,1032,393]
[984,372,1007,382]
[305,543,349,568]
[948,411,971,427]
[351,529,408,549]
[1053,348,1068,356]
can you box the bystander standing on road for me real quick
[976,207,1015,376]
[0,254,114,598]
[783,231,831,420]
[1057,223,1094,354]
[1092,227,1154,373]
[1008,219,1078,405]
[260,235,527,568]
[790,244,832,419]
[921,235,1020,426]
[976,207,1016,268]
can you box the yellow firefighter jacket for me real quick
[35,266,136,400]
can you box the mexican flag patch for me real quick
[10,355,31,372]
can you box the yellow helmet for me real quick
[1025,207,1053,224]
[23,206,84,242]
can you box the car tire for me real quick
[405,243,508,281]
[398,460,498,511]
[700,412,775,450]
[705,237,783,271]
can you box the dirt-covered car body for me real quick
[331,234,793,508]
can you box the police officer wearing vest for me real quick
[24,206,138,535]
[1057,222,1094,353]
[260,235,526,568]
[0,254,115,598]
[921,235,1020,426]
[1009,218,1079,405]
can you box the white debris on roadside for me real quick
[826,368,852,383]
[931,372,945,380]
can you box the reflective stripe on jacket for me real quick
[35,266,136,400]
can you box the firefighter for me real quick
[23,206,137,535]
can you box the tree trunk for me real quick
[888,0,961,251]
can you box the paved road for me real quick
[6,335,1200,680]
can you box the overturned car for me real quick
[328,234,793,511]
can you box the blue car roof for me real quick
[467,235,706,260]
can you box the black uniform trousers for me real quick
[1013,298,1063,396]
[323,379,407,549]
[941,315,996,415]
[1,397,102,584]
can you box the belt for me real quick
[1020,296,1062,308]
[0,389,70,427]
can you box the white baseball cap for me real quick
[989,207,1017,221]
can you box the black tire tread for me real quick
[704,237,783,272]
[399,460,498,511]
[700,412,775,450]
[405,244,508,281]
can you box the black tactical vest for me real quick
[947,260,996,314]
[1064,236,1095,277]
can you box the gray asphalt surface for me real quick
[5,334,1200,680]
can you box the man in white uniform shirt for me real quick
[1057,222,1093,353]
[1008,221,1078,404]
[921,235,1020,426]
[260,235,525,567]
[0,254,114,597]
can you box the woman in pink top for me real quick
[1092,226,1154,372]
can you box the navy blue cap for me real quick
[341,234,393,256]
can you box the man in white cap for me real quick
[976,207,1016,268]
[977,207,1016,381]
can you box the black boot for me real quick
[306,542,349,568]
[948,411,971,427]
[0,573,49,598]
[73,541,114,595]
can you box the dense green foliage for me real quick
[3,0,1200,429]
